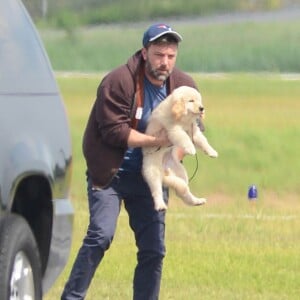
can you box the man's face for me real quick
[142,43,178,85]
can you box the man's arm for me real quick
[127,129,170,148]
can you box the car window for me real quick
[0,0,57,94]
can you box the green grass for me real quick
[35,0,289,26]
[45,73,300,299]
[39,18,300,72]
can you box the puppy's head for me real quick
[171,86,204,121]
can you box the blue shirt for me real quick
[119,77,167,173]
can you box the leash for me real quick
[188,153,199,182]
[188,121,199,182]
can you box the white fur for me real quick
[142,86,218,211]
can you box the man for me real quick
[61,23,202,300]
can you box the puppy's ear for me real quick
[171,98,186,120]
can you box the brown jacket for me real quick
[83,50,198,187]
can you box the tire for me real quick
[0,214,42,300]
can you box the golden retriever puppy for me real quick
[142,86,218,211]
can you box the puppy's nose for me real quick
[199,107,204,112]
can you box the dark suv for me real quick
[0,1,73,299]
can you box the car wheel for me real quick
[0,214,42,300]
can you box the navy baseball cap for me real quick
[142,23,183,47]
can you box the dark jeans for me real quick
[61,171,168,300]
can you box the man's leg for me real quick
[61,178,121,300]
[121,173,168,300]
[132,218,166,300]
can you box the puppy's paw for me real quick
[194,198,207,206]
[208,149,218,158]
[183,144,196,155]
[154,200,168,211]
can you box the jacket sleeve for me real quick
[95,68,134,148]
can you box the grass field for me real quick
[40,16,300,73]
[36,0,297,26]
[45,73,300,299]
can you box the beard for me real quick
[145,60,172,82]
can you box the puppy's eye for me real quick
[188,99,194,102]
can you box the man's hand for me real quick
[127,128,170,148]
[153,129,171,147]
